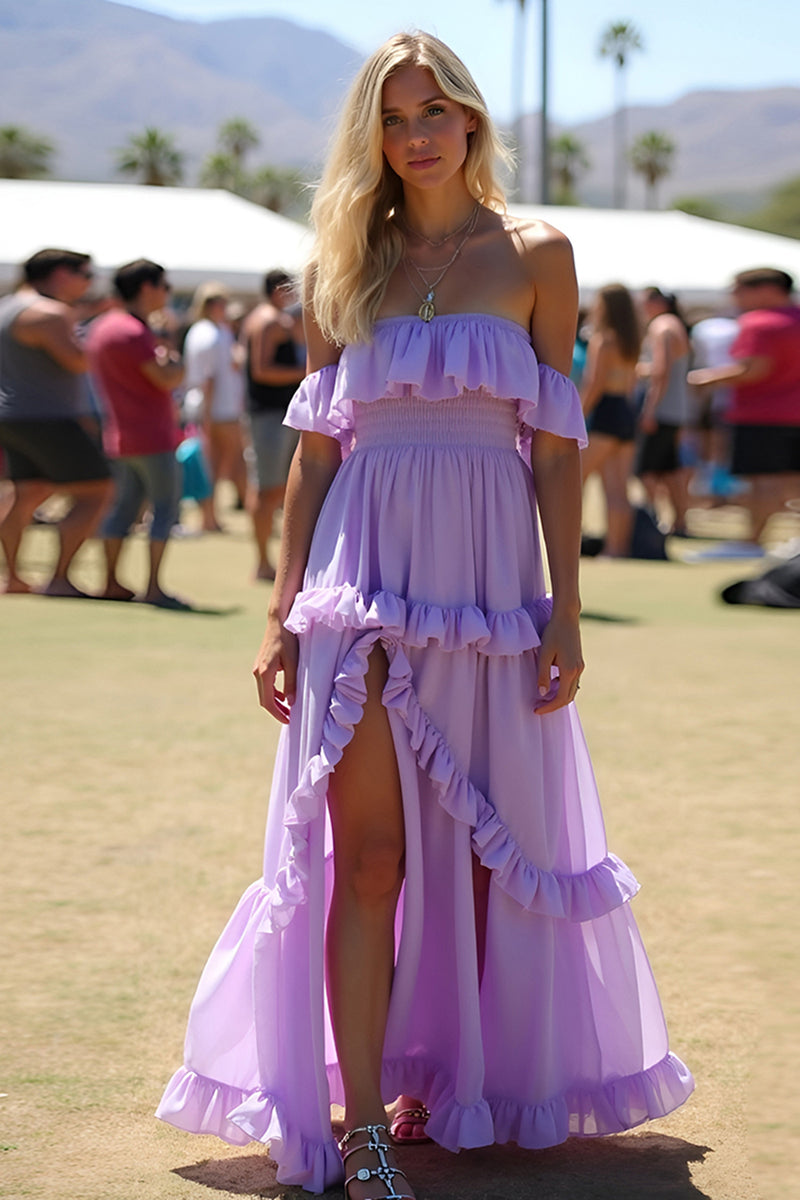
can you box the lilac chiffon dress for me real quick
[157,313,693,1192]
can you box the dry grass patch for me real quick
[2,516,796,1198]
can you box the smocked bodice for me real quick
[285,313,588,458]
[352,391,520,452]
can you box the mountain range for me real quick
[1,0,797,209]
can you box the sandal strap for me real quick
[344,1166,410,1186]
[392,1106,430,1123]
[338,1122,389,1152]
[341,1136,392,1164]
[339,1122,414,1199]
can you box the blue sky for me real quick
[115,0,800,124]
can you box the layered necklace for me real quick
[401,203,480,322]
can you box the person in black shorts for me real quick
[580,284,641,556]
[0,248,112,596]
[688,269,800,544]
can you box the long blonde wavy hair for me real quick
[307,31,511,345]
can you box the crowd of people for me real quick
[0,250,306,601]
[576,269,800,557]
[2,246,799,600]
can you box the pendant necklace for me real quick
[403,204,480,322]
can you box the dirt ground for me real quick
[2,508,798,1200]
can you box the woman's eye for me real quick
[383,115,401,127]
[426,105,445,117]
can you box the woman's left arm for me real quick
[525,229,584,715]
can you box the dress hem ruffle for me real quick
[157,1051,694,1192]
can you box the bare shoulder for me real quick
[649,312,679,339]
[16,294,70,327]
[502,215,575,278]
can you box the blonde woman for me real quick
[580,283,642,556]
[158,33,692,1199]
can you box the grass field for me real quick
[1,505,798,1200]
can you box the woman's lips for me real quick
[407,157,440,169]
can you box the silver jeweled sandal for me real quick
[338,1123,415,1199]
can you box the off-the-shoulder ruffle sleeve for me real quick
[518,362,588,453]
[283,363,348,445]
[283,316,587,453]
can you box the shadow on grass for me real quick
[580,610,641,624]
[174,1132,713,1198]
[142,603,244,617]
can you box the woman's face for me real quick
[381,64,477,190]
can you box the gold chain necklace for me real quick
[403,206,480,322]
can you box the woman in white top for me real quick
[183,282,247,529]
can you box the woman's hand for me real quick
[253,616,299,724]
[534,610,584,715]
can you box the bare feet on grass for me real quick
[41,577,93,599]
[101,583,136,602]
[3,575,35,594]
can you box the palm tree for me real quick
[598,20,643,208]
[199,152,243,193]
[629,130,675,209]
[0,125,54,179]
[115,127,184,186]
[247,165,307,216]
[216,117,260,171]
[549,133,589,205]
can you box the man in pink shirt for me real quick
[689,267,800,543]
[88,259,187,607]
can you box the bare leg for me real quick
[751,472,800,540]
[212,421,247,508]
[143,538,169,603]
[601,443,635,557]
[102,537,135,600]
[42,478,113,596]
[664,467,692,534]
[248,483,284,580]
[202,425,225,531]
[0,479,53,592]
[327,645,417,1198]
[580,433,614,486]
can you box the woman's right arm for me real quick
[253,307,342,723]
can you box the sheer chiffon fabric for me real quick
[157,314,693,1192]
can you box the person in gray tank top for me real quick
[0,248,112,596]
[636,287,694,536]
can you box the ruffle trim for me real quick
[158,1052,694,1192]
[286,583,553,657]
[284,314,588,450]
[380,641,640,921]
[258,598,639,936]
[156,1066,342,1193]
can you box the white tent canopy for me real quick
[508,205,800,304]
[2,181,799,306]
[0,179,312,294]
